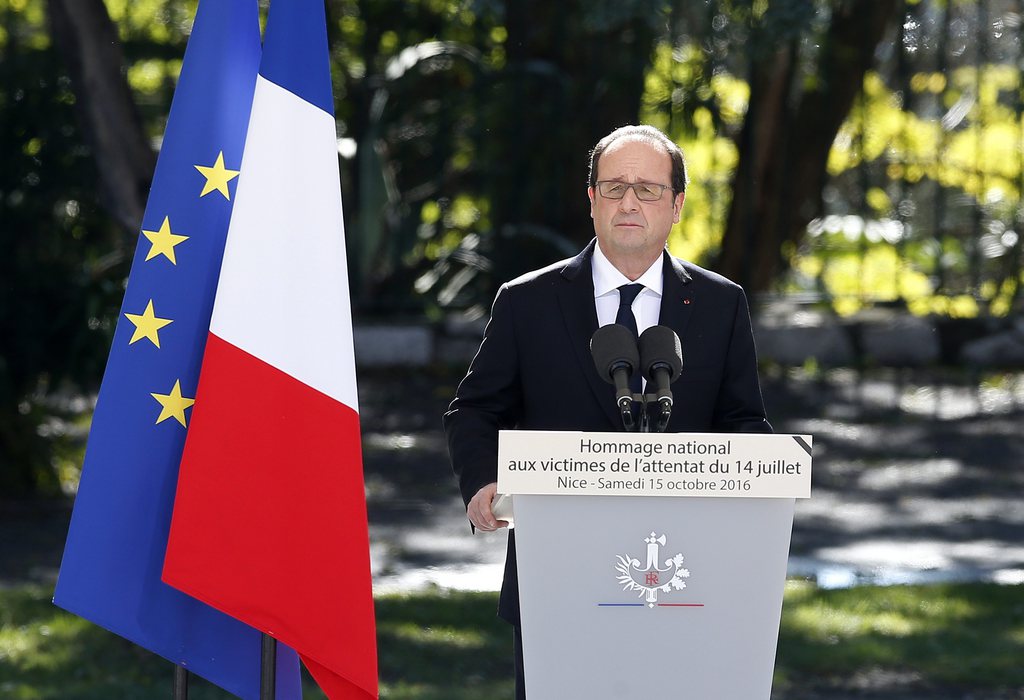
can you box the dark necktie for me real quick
[616,283,644,395]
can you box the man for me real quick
[443,124,771,697]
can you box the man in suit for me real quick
[443,124,771,698]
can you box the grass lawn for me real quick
[1,582,1022,698]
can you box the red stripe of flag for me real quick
[163,332,377,698]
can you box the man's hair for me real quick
[588,125,689,194]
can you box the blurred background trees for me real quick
[2,0,1023,497]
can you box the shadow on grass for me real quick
[375,590,514,698]
[0,586,514,700]
[775,581,1024,696]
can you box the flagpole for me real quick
[260,633,277,699]
[173,665,189,699]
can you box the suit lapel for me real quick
[659,250,695,341]
[556,240,620,427]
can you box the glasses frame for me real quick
[595,180,673,202]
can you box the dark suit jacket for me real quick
[443,239,771,623]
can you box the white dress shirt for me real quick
[591,242,663,332]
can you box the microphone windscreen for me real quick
[639,325,683,380]
[590,324,640,384]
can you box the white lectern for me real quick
[497,430,812,700]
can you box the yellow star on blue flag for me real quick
[195,151,241,199]
[124,300,173,348]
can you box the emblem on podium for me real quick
[615,532,690,607]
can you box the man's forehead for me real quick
[597,138,672,178]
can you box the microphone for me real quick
[590,324,640,431]
[639,326,683,432]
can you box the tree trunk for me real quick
[46,0,154,240]
[716,0,902,294]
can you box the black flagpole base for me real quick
[260,633,277,700]
[173,665,189,700]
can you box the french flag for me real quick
[162,1,378,698]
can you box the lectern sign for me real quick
[498,430,812,499]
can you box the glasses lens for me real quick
[634,184,662,201]
[600,182,626,198]
[598,182,665,201]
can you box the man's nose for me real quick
[618,186,642,211]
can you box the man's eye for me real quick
[606,183,625,195]
[636,185,657,197]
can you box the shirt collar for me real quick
[592,242,665,299]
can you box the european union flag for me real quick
[53,1,302,697]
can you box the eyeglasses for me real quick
[595,180,671,202]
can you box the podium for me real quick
[497,430,812,700]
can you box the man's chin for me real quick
[605,234,649,252]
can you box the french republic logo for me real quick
[610,532,700,609]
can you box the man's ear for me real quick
[673,191,685,223]
[588,186,596,218]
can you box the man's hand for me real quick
[467,482,509,531]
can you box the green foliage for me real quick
[0,0,126,497]
[641,39,745,266]
[830,69,1024,207]
[788,223,1000,317]
[105,0,196,136]
[642,13,1024,317]
[796,63,1024,316]
[330,1,669,313]
[4,0,1024,497]
[326,0,508,312]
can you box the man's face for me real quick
[587,139,685,267]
